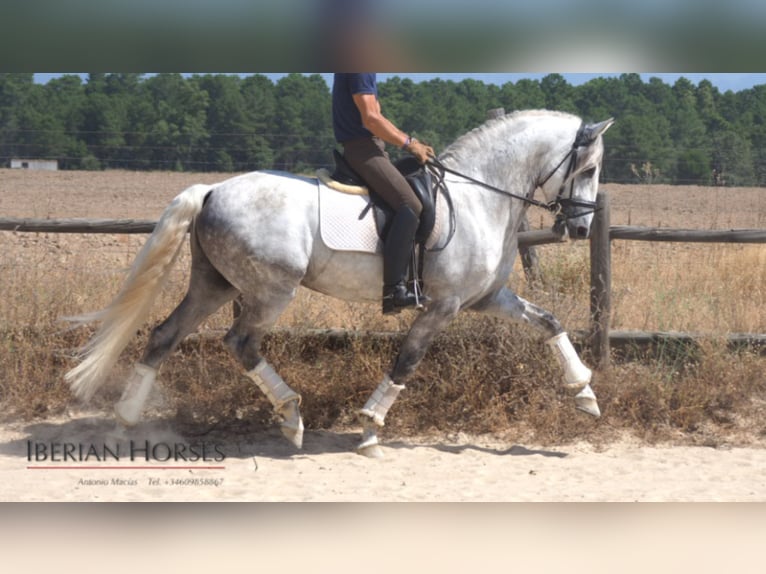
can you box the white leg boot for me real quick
[357,375,405,458]
[114,363,157,427]
[247,360,304,449]
[546,332,592,391]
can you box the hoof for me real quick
[357,444,385,459]
[281,423,304,449]
[279,400,304,449]
[357,421,384,458]
[113,363,156,428]
[574,384,601,418]
[114,403,140,428]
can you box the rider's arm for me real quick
[353,93,408,148]
[353,93,434,163]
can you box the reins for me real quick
[427,121,601,220]
[427,157,557,213]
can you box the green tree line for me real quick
[2,72,766,185]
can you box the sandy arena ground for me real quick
[2,409,766,501]
[1,169,765,501]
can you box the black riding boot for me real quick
[382,205,422,315]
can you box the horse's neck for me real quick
[445,114,583,210]
[442,114,575,244]
[444,114,572,188]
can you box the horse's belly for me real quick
[303,241,382,303]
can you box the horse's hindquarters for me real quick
[194,175,317,293]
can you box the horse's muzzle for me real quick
[565,217,592,240]
[574,224,590,239]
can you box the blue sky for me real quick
[368,74,766,93]
[32,73,766,93]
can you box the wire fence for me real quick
[1,129,753,184]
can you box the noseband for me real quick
[429,121,600,220]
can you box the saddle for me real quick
[328,149,438,244]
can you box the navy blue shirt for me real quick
[332,73,377,142]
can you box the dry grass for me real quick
[612,242,766,333]
[1,172,765,447]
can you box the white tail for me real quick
[65,184,211,401]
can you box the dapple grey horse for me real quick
[66,110,613,457]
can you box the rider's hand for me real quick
[406,138,435,165]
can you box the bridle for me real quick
[535,121,600,219]
[428,121,600,220]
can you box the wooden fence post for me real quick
[517,214,542,283]
[589,191,611,368]
[486,108,505,120]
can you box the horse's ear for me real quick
[584,118,615,142]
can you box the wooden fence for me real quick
[2,191,766,365]
[587,192,766,367]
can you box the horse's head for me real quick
[538,117,614,239]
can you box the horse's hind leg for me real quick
[223,286,304,449]
[476,287,600,417]
[115,243,238,426]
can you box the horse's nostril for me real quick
[576,226,589,238]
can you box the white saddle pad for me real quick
[317,179,447,254]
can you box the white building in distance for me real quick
[10,159,59,171]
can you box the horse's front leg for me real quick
[357,297,461,458]
[476,287,600,417]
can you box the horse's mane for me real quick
[440,109,579,163]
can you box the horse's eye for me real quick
[581,167,597,178]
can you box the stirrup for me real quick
[382,283,428,315]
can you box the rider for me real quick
[332,73,435,314]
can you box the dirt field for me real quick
[3,168,765,225]
[1,169,765,501]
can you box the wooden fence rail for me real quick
[0,218,157,234]
[610,226,766,243]
[5,218,763,244]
